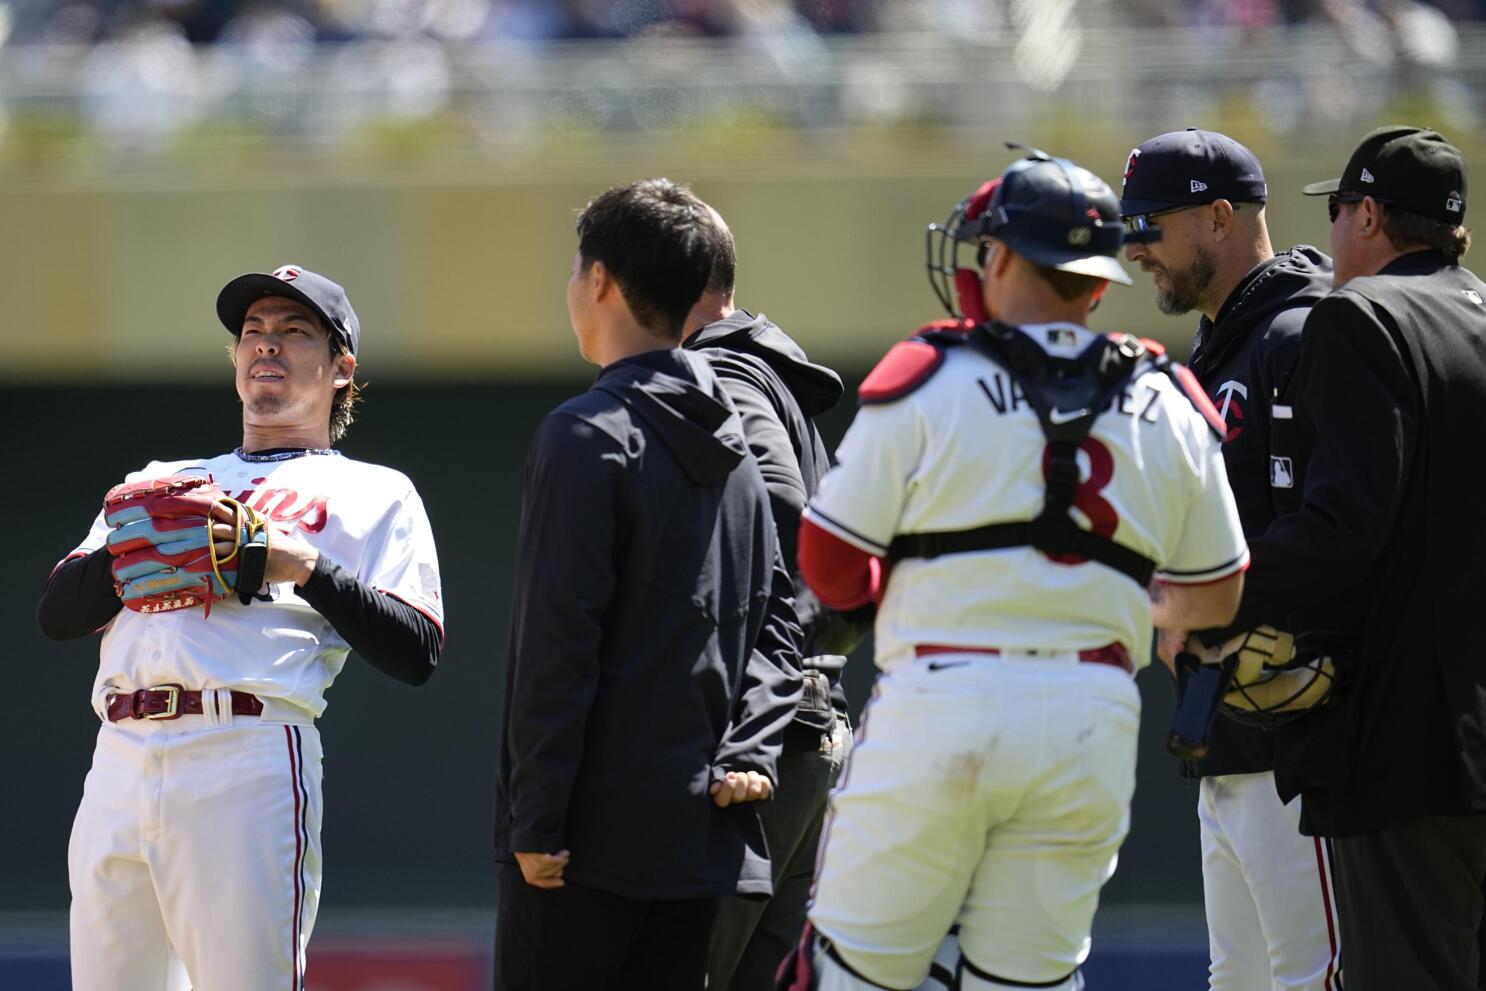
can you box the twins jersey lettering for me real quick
[805,323,1248,672]
[64,450,444,720]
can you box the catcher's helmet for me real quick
[927,146,1139,322]
[1220,626,1344,727]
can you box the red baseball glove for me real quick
[103,474,271,616]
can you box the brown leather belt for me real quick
[914,642,1134,675]
[106,685,264,722]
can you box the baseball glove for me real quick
[1219,624,1339,724]
[103,474,271,616]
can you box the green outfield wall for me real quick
[7,129,1459,381]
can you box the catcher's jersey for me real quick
[68,450,444,720]
[805,322,1247,672]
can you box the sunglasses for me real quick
[1123,203,1200,236]
[1328,193,1392,223]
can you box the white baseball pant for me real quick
[68,710,323,991]
[809,652,1139,989]
[1199,771,1343,990]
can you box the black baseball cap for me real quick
[961,150,1131,285]
[1302,125,1466,223]
[216,265,361,356]
[1119,128,1268,217]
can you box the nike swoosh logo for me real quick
[927,661,971,671]
[1048,407,1090,425]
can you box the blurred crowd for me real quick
[0,0,1478,160]
[6,0,873,46]
[3,0,1483,47]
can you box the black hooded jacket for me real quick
[684,310,867,725]
[1184,245,1333,778]
[494,348,804,899]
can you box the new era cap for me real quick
[1119,128,1268,217]
[1302,125,1466,223]
[216,265,361,356]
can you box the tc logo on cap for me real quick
[1123,148,1140,185]
[1190,180,1208,193]
[272,265,302,282]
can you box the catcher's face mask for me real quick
[925,177,1001,324]
[1220,627,1344,727]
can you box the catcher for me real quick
[36,265,446,991]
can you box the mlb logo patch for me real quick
[1046,327,1078,349]
[1270,456,1294,489]
[1447,196,1463,213]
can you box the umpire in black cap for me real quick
[1215,125,1486,989]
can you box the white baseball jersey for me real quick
[805,322,1248,672]
[64,449,444,720]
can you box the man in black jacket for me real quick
[1215,127,1486,989]
[681,202,867,990]
[1121,130,1342,991]
[493,178,804,990]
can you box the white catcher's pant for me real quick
[1199,772,1343,990]
[810,653,1139,989]
[68,713,324,991]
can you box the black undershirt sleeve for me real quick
[296,555,442,687]
[38,535,439,687]
[37,547,124,641]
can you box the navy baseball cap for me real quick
[960,150,1132,285]
[1302,125,1466,223]
[1119,128,1268,217]
[216,265,361,356]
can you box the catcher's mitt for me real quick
[1218,625,1339,725]
[103,474,271,616]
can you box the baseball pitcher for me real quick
[37,266,445,991]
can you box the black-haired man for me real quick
[680,202,865,991]
[39,265,445,991]
[494,178,804,990]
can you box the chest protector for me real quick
[879,322,1216,586]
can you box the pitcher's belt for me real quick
[106,685,264,722]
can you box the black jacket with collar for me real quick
[1230,251,1486,835]
[1183,245,1333,778]
[683,310,866,726]
[494,348,804,897]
